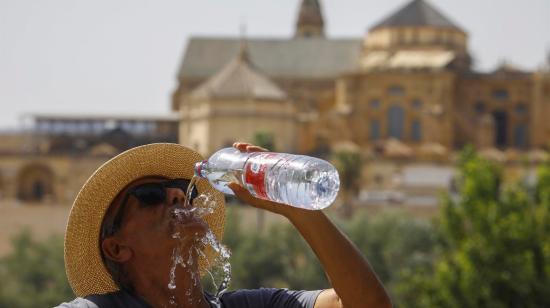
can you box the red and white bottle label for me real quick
[244,153,280,200]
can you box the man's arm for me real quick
[229,183,391,308]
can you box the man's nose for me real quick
[165,188,188,207]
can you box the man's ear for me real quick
[102,237,132,263]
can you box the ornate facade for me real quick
[173,0,550,157]
[179,45,296,154]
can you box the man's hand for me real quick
[227,142,306,218]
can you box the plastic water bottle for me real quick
[194,148,340,210]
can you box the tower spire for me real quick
[238,22,250,63]
[295,0,325,38]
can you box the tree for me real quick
[343,210,437,305]
[223,207,438,302]
[0,231,74,307]
[252,132,275,152]
[223,207,327,290]
[332,149,362,218]
[410,149,550,308]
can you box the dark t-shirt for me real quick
[213,288,322,308]
[55,288,322,308]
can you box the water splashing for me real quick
[168,244,182,290]
[167,176,232,306]
[199,230,231,297]
[172,176,220,223]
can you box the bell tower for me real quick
[295,0,325,38]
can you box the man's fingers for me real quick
[227,182,241,193]
[232,142,249,152]
[246,145,268,152]
[228,182,251,197]
[232,142,269,153]
[228,183,256,204]
[228,182,290,215]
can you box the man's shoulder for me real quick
[54,298,99,308]
[55,290,151,308]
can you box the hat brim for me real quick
[64,143,225,297]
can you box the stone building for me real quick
[179,44,296,154]
[0,114,178,204]
[173,0,550,156]
[173,0,362,154]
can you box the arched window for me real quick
[515,103,528,115]
[387,105,405,140]
[370,120,381,140]
[370,99,381,110]
[514,124,528,149]
[493,111,508,148]
[411,120,422,142]
[412,99,423,110]
[475,101,486,114]
[17,164,55,203]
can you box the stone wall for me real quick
[0,154,109,256]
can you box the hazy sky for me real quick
[1,0,548,128]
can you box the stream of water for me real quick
[167,176,231,306]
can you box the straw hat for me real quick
[64,143,225,297]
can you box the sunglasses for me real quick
[104,179,198,237]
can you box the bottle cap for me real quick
[194,161,207,178]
